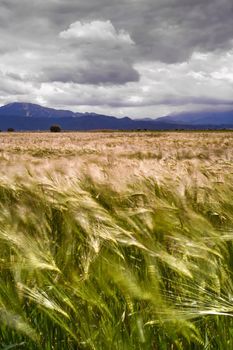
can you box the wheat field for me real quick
[1,131,233,349]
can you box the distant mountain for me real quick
[0,102,77,118]
[0,102,233,131]
[156,109,233,126]
[0,102,185,131]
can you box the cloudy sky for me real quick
[0,0,233,118]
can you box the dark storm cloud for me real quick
[0,0,233,116]
[0,71,30,95]
[44,61,139,85]
[1,0,233,62]
[40,19,139,85]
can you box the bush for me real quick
[50,125,61,132]
[7,127,15,132]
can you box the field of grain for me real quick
[1,131,233,349]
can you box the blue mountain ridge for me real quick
[0,102,233,130]
[155,109,233,125]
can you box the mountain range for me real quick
[155,110,233,125]
[0,102,233,131]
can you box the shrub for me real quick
[7,127,15,132]
[50,125,61,132]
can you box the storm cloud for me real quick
[0,0,233,117]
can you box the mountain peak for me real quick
[0,102,77,118]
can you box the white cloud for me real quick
[59,20,134,46]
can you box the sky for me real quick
[0,0,233,118]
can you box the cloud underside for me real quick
[0,0,233,117]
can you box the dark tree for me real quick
[50,125,61,132]
[7,128,15,132]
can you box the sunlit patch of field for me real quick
[1,131,233,349]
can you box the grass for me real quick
[0,132,233,349]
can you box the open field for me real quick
[1,131,233,349]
